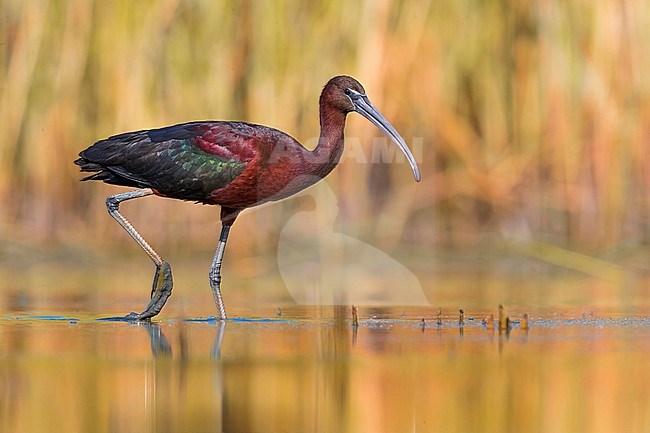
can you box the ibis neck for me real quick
[310,105,347,178]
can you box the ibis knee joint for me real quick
[105,195,120,212]
[209,270,222,285]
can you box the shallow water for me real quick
[2,260,650,433]
[2,309,650,433]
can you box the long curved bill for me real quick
[352,93,421,182]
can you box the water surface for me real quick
[1,261,650,432]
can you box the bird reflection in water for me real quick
[140,320,226,360]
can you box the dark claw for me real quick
[124,311,146,322]
[99,312,147,322]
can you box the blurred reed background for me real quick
[1,0,649,262]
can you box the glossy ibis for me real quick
[75,75,421,321]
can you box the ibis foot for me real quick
[139,261,174,319]
[122,311,148,322]
[119,261,174,321]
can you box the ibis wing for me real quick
[76,122,255,202]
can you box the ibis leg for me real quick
[209,224,232,320]
[105,188,173,320]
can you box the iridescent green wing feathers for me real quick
[76,122,250,202]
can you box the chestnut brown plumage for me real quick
[75,75,421,320]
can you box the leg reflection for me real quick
[211,320,226,359]
[143,322,172,357]
[212,321,226,433]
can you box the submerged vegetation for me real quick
[1,0,649,260]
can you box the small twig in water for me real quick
[498,304,507,331]
[352,305,359,328]
[521,313,529,330]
